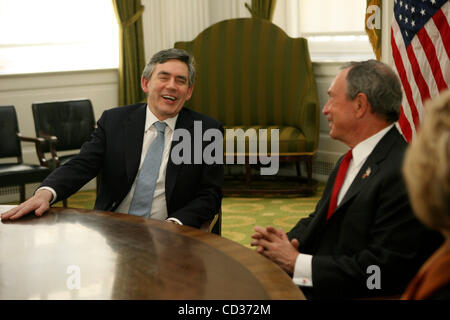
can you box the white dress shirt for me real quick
[39,106,182,225]
[115,107,181,224]
[293,124,394,287]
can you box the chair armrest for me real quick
[38,133,60,167]
[17,133,59,168]
[17,133,45,144]
[17,133,48,166]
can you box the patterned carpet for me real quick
[220,191,322,247]
[6,184,324,248]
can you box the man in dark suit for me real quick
[251,60,442,299]
[1,48,223,229]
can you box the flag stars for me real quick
[395,0,441,29]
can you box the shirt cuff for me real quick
[292,253,313,287]
[35,187,57,204]
[166,217,183,225]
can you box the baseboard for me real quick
[0,186,21,203]
[0,179,96,204]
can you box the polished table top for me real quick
[0,207,305,300]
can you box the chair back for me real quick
[32,99,96,152]
[0,105,22,160]
[175,18,320,152]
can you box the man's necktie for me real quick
[327,149,353,220]
[129,121,167,217]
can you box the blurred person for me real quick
[402,89,450,300]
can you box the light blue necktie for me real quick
[129,121,167,217]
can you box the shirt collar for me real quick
[145,105,178,132]
[351,124,394,166]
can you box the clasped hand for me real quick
[250,225,300,276]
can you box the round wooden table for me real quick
[0,207,305,300]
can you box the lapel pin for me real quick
[362,167,371,179]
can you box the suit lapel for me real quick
[329,127,399,219]
[123,104,146,185]
[337,163,379,210]
[165,108,193,204]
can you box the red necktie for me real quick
[327,149,353,220]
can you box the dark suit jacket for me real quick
[41,104,224,228]
[287,126,443,299]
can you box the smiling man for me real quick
[2,48,223,229]
[251,60,443,299]
[142,56,193,120]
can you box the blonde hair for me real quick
[403,89,450,231]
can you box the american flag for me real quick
[391,0,449,142]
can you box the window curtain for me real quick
[245,0,277,21]
[365,0,381,60]
[112,0,146,106]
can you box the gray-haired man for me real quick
[251,60,443,299]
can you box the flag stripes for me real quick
[390,0,449,142]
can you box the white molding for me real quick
[0,69,118,93]
[312,61,346,77]
[381,0,394,64]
